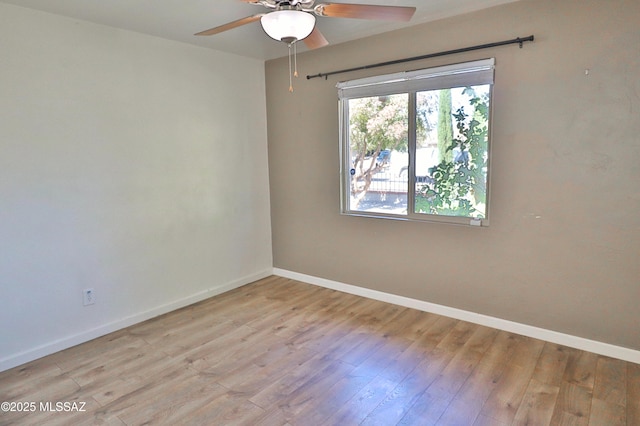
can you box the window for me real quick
[338,58,494,226]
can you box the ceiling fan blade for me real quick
[316,3,416,21]
[195,14,264,36]
[303,27,330,49]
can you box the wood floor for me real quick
[1,276,638,425]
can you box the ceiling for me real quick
[0,0,522,60]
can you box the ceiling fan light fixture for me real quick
[260,10,316,43]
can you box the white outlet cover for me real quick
[83,288,95,306]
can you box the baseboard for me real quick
[273,268,640,364]
[0,269,272,373]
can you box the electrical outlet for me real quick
[83,288,95,306]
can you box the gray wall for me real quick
[266,0,640,350]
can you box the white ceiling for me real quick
[0,0,522,60]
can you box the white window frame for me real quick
[338,58,495,227]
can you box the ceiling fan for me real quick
[195,1,417,50]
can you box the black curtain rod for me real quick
[306,35,534,80]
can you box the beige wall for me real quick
[266,0,640,350]
[0,4,272,370]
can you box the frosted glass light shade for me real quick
[261,10,316,42]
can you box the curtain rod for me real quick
[306,35,534,80]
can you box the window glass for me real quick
[347,94,408,214]
[414,85,490,219]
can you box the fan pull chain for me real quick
[294,42,299,78]
[287,41,300,93]
[288,43,294,92]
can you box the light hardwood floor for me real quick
[1,276,638,425]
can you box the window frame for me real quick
[338,58,495,227]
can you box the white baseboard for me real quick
[0,269,272,373]
[273,268,640,364]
